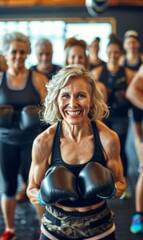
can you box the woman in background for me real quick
[0,31,47,240]
[64,37,107,103]
[92,33,134,199]
[88,37,105,71]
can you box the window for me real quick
[0,17,116,67]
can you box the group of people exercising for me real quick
[0,29,143,240]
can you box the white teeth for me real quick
[67,111,81,116]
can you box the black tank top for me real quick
[31,64,61,80]
[100,65,131,118]
[123,57,142,71]
[0,70,42,144]
[0,70,41,108]
[89,60,105,71]
[50,121,106,207]
[123,57,143,122]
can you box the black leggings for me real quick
[0,141,32,197]
[40,232,117,240]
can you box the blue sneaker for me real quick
[130,213,143,234]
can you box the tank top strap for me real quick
[51,122,61,166]
[51,121,106,167]
[0,71,7,87]
[91,121,106,167]
[24,69,33,89]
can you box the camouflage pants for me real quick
[42,202,115,240]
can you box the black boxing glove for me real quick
[38,165,79,205]
[20,105,40,130]
[0,104,14,128]
[78,162,116,199]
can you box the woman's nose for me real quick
[69,96,77,107]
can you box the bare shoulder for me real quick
[119,54,125,66]
[96,120,119,141]
[138,64,143,75]
[32,70,48,84]
[96,120,120,157]
[31,70,48,100]
[125,67,136,84]
[91,66,103,81]
[32,123,57,165]
[131,64,143,85]
[140,53,143,62]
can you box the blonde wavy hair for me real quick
[42,64,109,125]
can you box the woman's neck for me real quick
[8,67,27,76]
[62,120,92,143]
[126,52,139,60]
[107,62,120,73]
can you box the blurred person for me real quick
[126,64,143,110]
[0,31,47,240]
[32,37,61,80]
[92,33,134,199]
[27,64,126,240]
[120,30,143,201]
[64,37,107,103]
[119,30,143,71]
[126,64,143,234]
[88,37,105,70]
[0,54,8,72]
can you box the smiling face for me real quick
[123,37,140,54]
[36,42,53,69]
[67,45,87,67]
[56,77,91,125]
[107,43,121,64]
[89,39,99,56]
[5,40,28,70]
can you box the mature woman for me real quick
[0,31,47,240]
[27,64,126,240]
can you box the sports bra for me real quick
[50,121,107,207]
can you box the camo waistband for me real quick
[42,202,114,239]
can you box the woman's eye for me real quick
[78,94,86,99]
[11,50,17,54]
[62,94,69,99]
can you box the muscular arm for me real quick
[97,121,126,198]
[27,127,55,204]
[126,65,143,110]
[33,71,48,102]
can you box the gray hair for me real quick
[2,32,31,54]
[35,37,52,49]
[42,64,109,125]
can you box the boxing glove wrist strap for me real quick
[96,186,117,199]
[37,190,48,206]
